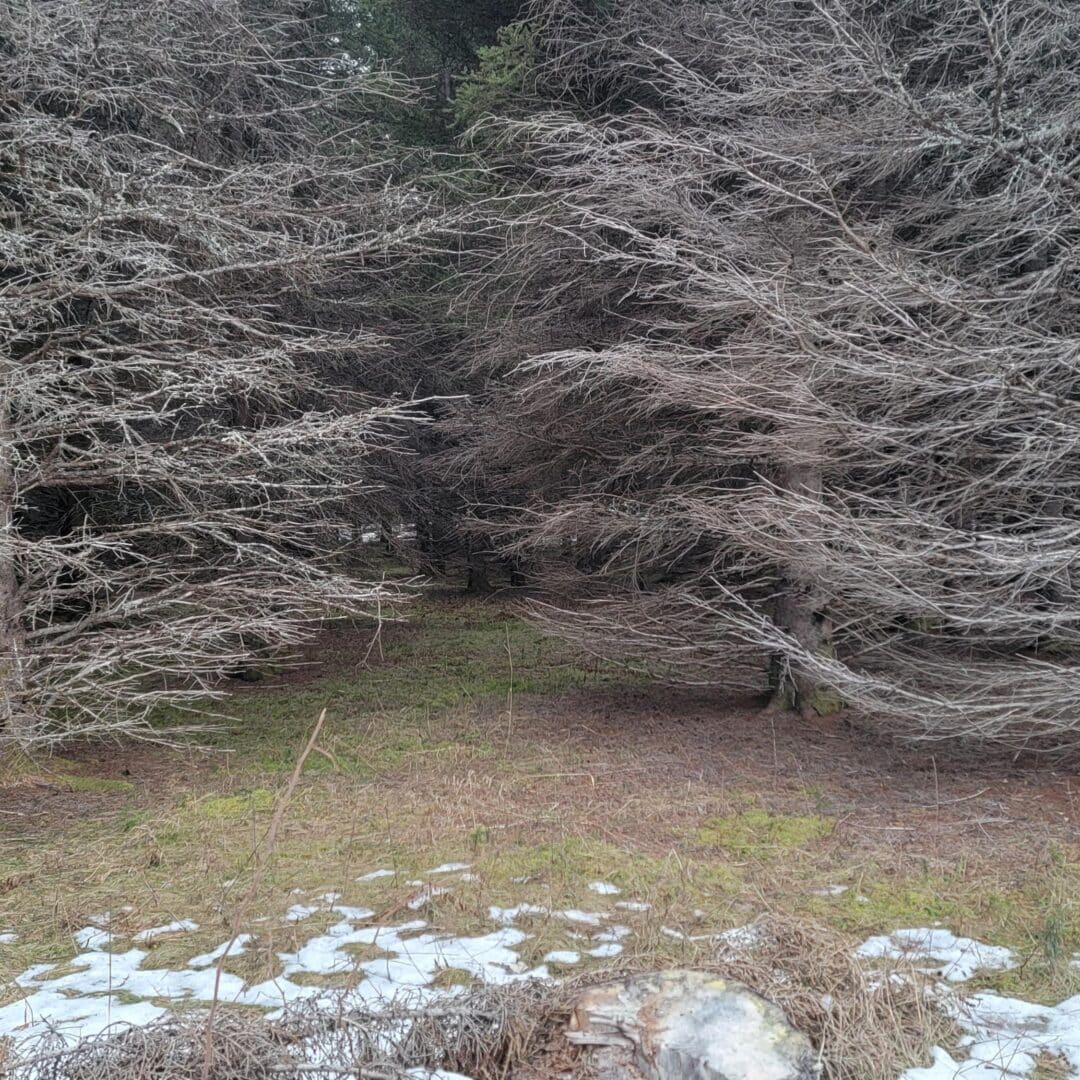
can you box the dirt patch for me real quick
[499,684,1079,859]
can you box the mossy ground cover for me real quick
[1,591,1077,1013]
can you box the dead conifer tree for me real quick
[0,0,436,747]
[453,0,1080,747]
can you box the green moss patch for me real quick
[697,809,834,857]
[199,788,274,818]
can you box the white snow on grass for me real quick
[615,900,651,912]
[658,923,761,947]
[587,943,623,958]
[855,928,1080,1079]
[356,869,396,883]
[132,919,198,943]
[407,884,451,910]
[560,909,608,926]
[72,926,111,950]
[284,903,320,923]
[188,934,254,968]
[488,903,548,925]
[0,932,17,944]
[542,950,581,965]
[428,863,472,874]
[13,897,1066,1080]
[901,991,1080,1078]
[857,928,1016,983]
[588,882,621,895]
[813,884,849,897]
[1,909,544,1057]
[593,925,631,943]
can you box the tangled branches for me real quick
[452,0,1080,747]
[0,0,440,746]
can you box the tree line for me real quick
[2,0,1078,750]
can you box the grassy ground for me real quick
[1,591,1078,1054]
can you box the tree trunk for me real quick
[767,452,842,718]
[0,404,28,745]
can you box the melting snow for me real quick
[587,943,623,958]
[188,934,254,968]
[560,909,607,926]
[588,882,621,895]
[10,892,1065,1080]
[0,932,17,944]
[616,900,651,912]
[858,928,1016,983]
[543,950,581,965]
[132,919,198,943]
[407,885,451,910]
[594,925,631,943]
[428,863,472,874]
[858,929,1080,1079]
[1,911,542,1057]
[357,869,396,883]
[72,926,111,950]
[488,903,548,925]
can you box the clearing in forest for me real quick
[1,595,1078,1076]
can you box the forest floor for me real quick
[1,590,1079,1075]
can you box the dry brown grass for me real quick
[716,917,954,1079]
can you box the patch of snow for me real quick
[488,903,548,925]
[316,892,341,903]
[587,943,624,959]
[655,923,760,948]
[588,882,621,895]
[0,932,17,944]
[356,869,396,883]
[2,902,543,1059]
[857,928,1016,983]
[593,925,631,943]
[615,900,651,912]
[428,863,472,874]
[543,950,581,965]
[334,905,376,922]
[73,927,110,950]
[133,919,198,943]
[284,904,320,923]
[813,884,849,897]
[901,989,1080,1079]
[560,910,607,926]
[188,934,254,968]
[406,885,451,910]
[849,928,1080,1079]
